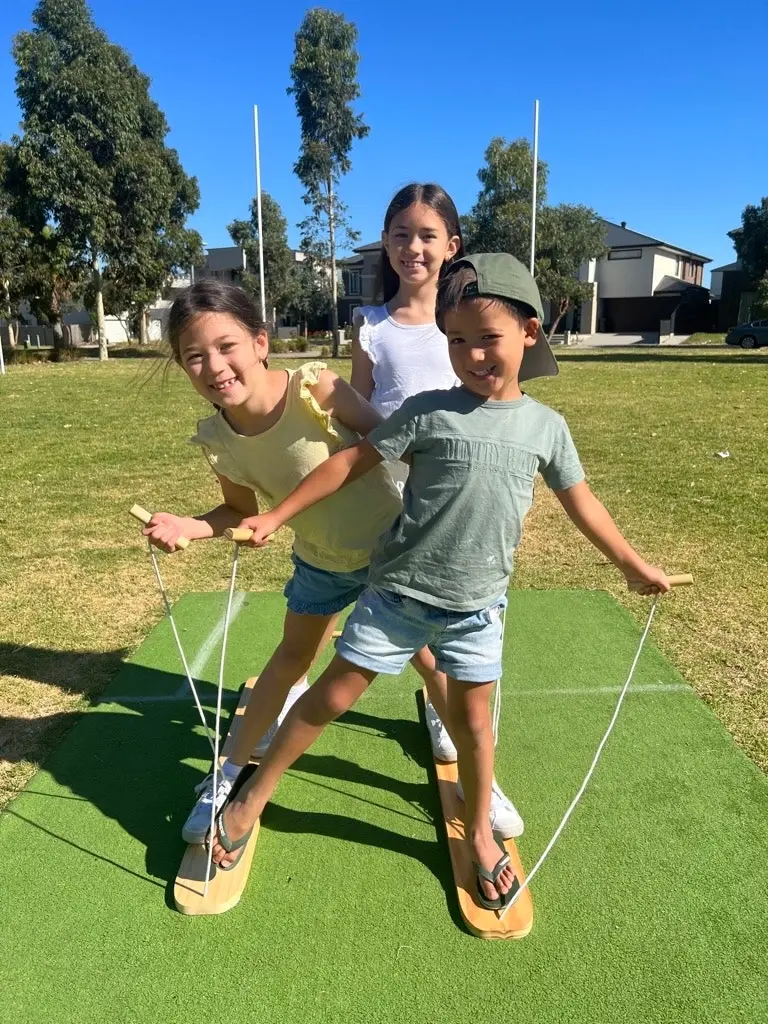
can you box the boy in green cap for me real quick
[207,253,670,910]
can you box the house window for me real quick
[346,269,362,295]
[608,248,642,260]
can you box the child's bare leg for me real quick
[228,610,338,767]
[447,677,516,902]
[210,655,376,867]
[410,646,453,735]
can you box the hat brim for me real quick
[519,327,559,383]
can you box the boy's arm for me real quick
[554,480,670,594]
[237,441,384,546]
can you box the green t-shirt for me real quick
[366,387,585,611]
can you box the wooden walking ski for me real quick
[423,688,534,939]
[173,677,260,916]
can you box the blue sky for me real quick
[1,0,765,281]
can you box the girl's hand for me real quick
[142,513,195,553]
[236,512,280,548]
[624,563,671,596]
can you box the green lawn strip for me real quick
[1,589,765,1024]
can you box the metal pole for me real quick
[0,331,5,374]
[530,99,539,276]
[253,105,267,323]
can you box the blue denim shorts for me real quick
[283,553,370,616]
[336,586,507,683]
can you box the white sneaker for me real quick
[456,778,525,839]
[252,678,310,759]
[425,700,458,762]
[181,771,233,845]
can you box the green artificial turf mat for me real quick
[1,589,765,1024]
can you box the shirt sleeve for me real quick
[366,395,421,461]
[540,416,585,490]
[189,415,250,488]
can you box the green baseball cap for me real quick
[445,252,559,382]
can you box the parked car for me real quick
[726,319,768,349]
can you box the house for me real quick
[192,245,246,286]
[577,221,712,335]
[338,241,381,325]
[710,260,754,330]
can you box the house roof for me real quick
[354,241,382,253]
[653,275,708,296]
[601,220,710,263]
[710,260,741,273]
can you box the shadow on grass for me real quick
[3,656,459,924]
[0,641,128,696]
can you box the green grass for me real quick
[679,332,727,345]
[1,588,765,1024]
[1,348,767,815]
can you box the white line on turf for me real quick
[512,681,690,697]
[102,592,247,704]
[189,591,246,681]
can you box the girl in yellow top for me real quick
[145,280,446,845]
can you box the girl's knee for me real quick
[273,639,315,680]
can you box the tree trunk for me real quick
[547,300,570,342]
[91,249,108,361]
[139,305,149,345]
[327,177,340,358]
[50,288,66,352]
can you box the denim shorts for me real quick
[336,586,507,683]
[283,553,370,616]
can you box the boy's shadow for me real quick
[3,647,460,926]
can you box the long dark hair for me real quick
[375,183,464,304]
[167,280,268,362]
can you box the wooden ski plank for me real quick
[174,678,260,916]
[423,688,534,940]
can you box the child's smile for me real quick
[445,300,539,402]
[179,312,265,406]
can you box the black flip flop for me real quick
[207,804,255,872]
[475,832,520,910]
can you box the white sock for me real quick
[221,760,243,782]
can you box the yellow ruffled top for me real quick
[190,362,402,572]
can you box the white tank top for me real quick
[353,304,458,420]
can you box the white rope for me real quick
[492,606,507,747]
[146,540,215,754]
[204,542,241,893]
[497,593,661,920]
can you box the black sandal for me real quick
[207,805,255,872]
[475,833,520,910]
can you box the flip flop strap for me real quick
[215,809,251,853]
[476,851,510,885]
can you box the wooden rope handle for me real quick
[224,527,255,543]
[667,573,693,587]
[129,504,190,550]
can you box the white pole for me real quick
[253,105,267,324]
[0,320,5,374]
[530,99,539,276]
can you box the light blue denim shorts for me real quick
[283,553,370,617]
[336,586,507,683]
